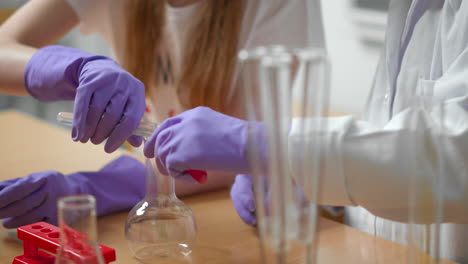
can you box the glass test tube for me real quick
[291,48,330,264]
[407,83,446,264]
[240,46,298,264]
[57,112,157,138]
[238,47,270,254]
[260,50,294,257]
[239,46,330,264]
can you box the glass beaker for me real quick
[125,158,197,262]
[55,195,105,264]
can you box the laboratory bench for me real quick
[0,111,457,264]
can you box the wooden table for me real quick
[0,111,456,264]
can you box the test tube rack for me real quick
[11,222,116,264]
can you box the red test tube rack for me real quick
[11,222,116,264]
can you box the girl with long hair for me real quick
[0,0,321,227]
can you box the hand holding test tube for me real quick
[57,112,208,184]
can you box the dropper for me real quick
[57,112,207,184]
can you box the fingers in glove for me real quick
[235,175,255,212]
[233,199,256,226]
[234,191,256,213]
[0,175,47,208]
[0,190,48,218]
[90,92,127,145]
[143,116,182,158]
[72,86,95,142]
[154,129,175,175]
[240,210,256,226]
[80,106,105,143]
[2,198,49,229]
[0,178,20,192]
[127,135,143,147]
[79,89,113,143]
[104,95,145,153]
[164,154,197,184]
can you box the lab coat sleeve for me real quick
[290,54,468,225]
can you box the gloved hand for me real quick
[230,174,312,227]
[230,174,256,226]
[24,45,145,152]
[143,106,266,182]
[0,155,145,229]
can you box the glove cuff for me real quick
[66,155,146,216]
[24,45,111,102]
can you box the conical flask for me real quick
[125,157,197,262]
[55,195,105,264]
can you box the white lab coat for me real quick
[290,0,468,262]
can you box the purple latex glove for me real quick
[230,175,312,227]
[230,174,256,226]
[0,155,145,229]
[24,45,145,152]
[143,106,266,182]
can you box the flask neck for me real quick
[145,158,175,198]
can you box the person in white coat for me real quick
[342,0,468,261]
[144,0,468,262]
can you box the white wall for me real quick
[322,1,383,115]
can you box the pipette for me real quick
[56,112,207,184]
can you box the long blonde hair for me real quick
[122,0,245,113]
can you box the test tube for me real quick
[290,48,330,264]
[239,46,295,264]
[238,47,269,256]
[57,112,158,138]
[241,46,327,263]
[260,50,295,258]
[407,83,446,264]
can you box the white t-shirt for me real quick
[65,0,324,122]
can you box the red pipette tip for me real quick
[187,170,208,184]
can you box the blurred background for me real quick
[0,0,390,122]
[0,0,112,124]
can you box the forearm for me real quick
[0,41,36,95]
[0,0,79,96]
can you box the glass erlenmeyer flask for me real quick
[55,195,105,264]
[125,157,197,262]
